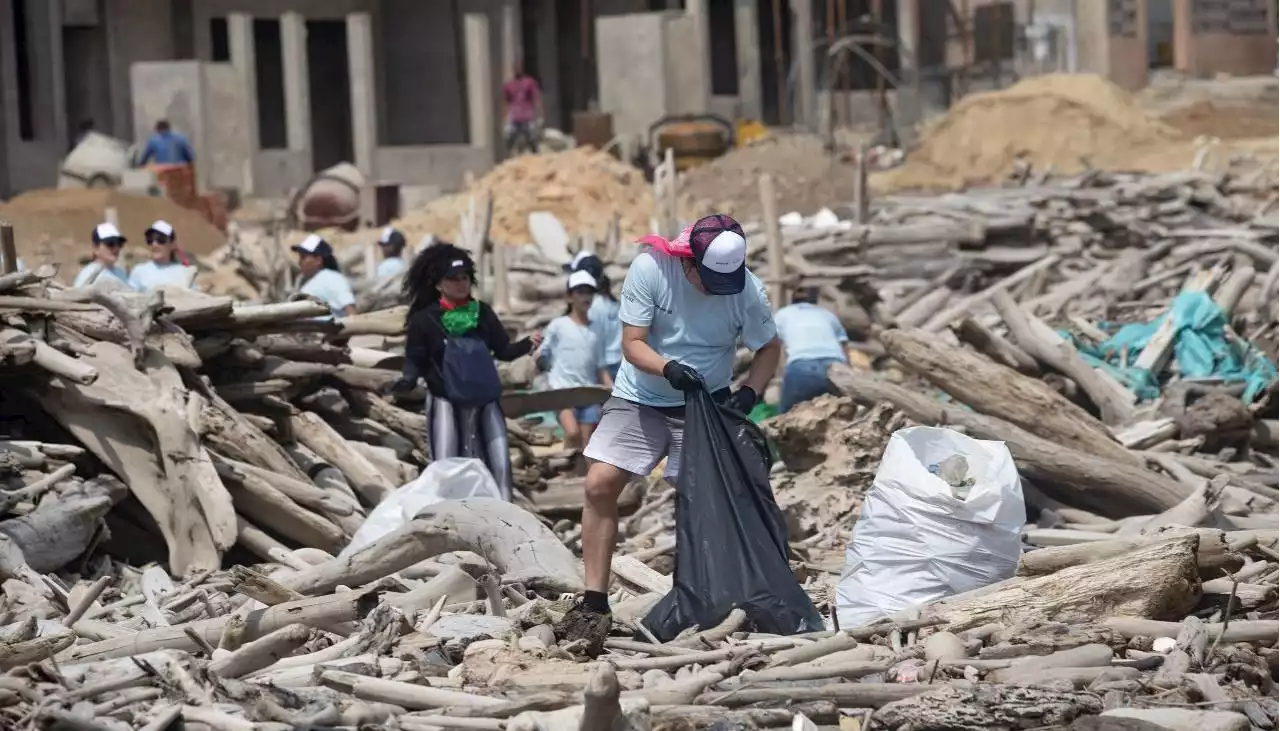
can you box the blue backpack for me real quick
[441,335,502,407]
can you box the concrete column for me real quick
[686,0,713,112]
[44,0,67,153]
[894,0,922,134]
[790,0,815,130]
[346,13,377,179]
[500,0,520,80]
[732,0,762,120]
[227,12,257,193]
[280,11,310,153]
[535,0,560,129]
[463,12,494,150]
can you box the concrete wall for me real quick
[379,0,468,146]
[131,60,252,193]
[597,13,674,139]
[104,0,174,138]
[0,0,67,194]
[202,63,254,191]
[254,149,309,195]
[1173,0,1277,77]
[663,12,710,116]
[373,145,494,192]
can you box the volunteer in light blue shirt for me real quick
[559,214,782,651]
[73,223,131,288]
[538,270,615,450]
[129,220,196,291]
[292,234,357,317]
[565,252,622,379]
[774,287,851,413]
[376,227,408,278]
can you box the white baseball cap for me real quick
[92,222,125,244]
[690,214,748,296]
[146,220,174,238]
[567,270,599,291]
[290,234,333,257]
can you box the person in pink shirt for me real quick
[502,63,542,154]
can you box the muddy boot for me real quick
[554,599,612,658]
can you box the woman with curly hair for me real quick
[394,242,542,498]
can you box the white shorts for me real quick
[582,397,686,480]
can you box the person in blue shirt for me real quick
[73,223,131,288]
[292,235,356,317]
[137,119,194,165]
[774,286,851,413]
[376,227,408,278]
[128,220,196,291]
[538,270,615,451]
[565,252,622,380]
[556,214,782,655]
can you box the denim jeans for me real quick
[779,357,844,413]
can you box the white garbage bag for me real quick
[836,426,1024,628]
[339,458,501,558]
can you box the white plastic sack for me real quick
[339,458,501,558]
[836,426,1024,628]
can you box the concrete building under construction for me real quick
[0,0,1275,200]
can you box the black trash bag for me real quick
[642,387,824,641]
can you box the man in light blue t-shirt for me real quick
[558,214,782,654]
[774,287,851,413]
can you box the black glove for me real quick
[724,386,758,414]
[662,360,704,392]
[385,376,416,394]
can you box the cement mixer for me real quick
[289,163,366,231]
[59,132,134,189]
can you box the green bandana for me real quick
[440,299,480,336]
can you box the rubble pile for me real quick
[388,148,654,246]
[0,162,1276,730]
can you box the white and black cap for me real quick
[378,227,405,249]
[443,257,472,278]
[689,214,747,296]
[567,270,599,292]
[145,219,175,239]
[91,222,126,245]
[291,233,334,257]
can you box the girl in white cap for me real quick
[292,234,356,317]
[73,223,131,288]
[128,220,195,291]
[537,270,614,451]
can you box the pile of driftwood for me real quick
[0,162,1277,730]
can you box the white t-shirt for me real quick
[541,315,606,389]
[774,302,848,362]
[73,261,131,288]
[128,261,195,291]
[376,257,406,278]
[612,250,776,407]
[299,268,356,316]
[588,294,622,366]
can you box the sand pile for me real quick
[878,74,1182,190]
[0,188,226,281]
[679,133,859,219]
[389,147,654,246]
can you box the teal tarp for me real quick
[1070,291,1277,403]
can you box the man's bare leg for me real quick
[581,460,631,591]
[555,458,631,657]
